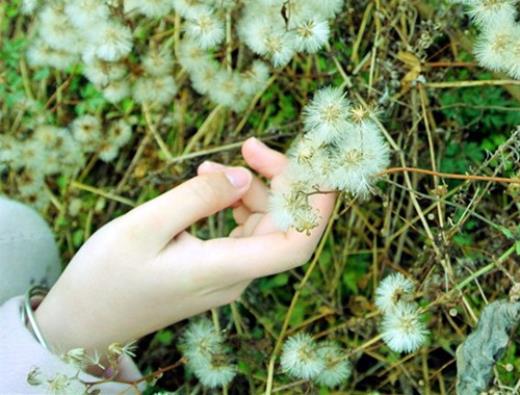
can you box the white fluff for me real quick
[133,75,178,104]
[315,343,352,387]
[185,7,225,49]
[290,17,330,53]
[124,0,173,17]
[330,120,390,196]
[90,21,133,62]
[102,80,131,103]
[280,333,325,380]
[65,0,110,28]
[303,87,351,142]
[381,303,428,353]
[375,273,415,314]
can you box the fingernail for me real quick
[225,167,251,188]
[249,137,267,148]
[199,160,224,172]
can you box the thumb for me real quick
[119,167,252,250]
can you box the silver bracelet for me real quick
[20,285,50,351]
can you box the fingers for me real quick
[241,137,288,179]
[119,168,252,251]
[198,189,336,281]
[233,206,251,224]
[198,160,271,213]
[199,233,315,281]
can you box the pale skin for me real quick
[35,137,336,358]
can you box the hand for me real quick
[35,138,336,355]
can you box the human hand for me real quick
[35,138,336,355]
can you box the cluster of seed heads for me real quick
[269,86,391,233]
[452,0,520,79]
[24,0,344,111]
[375,273,429,353]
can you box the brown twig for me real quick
[382,166,520,184]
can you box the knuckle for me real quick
[188,175,223,211]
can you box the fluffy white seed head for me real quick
[124,0,173,17]
[241,61,270,94]
[71,115,102,146]
[27,42,77,70]
[142,48,174,76]
[467,0,518,26]
[190,61,220,95]
[172,0,207,18]
[474,14,517,72]
[21,0,39,15]
[83,60,127,86]
[65,0,110,28]
[269,182,319,233]
[303,87,351,142]
[330,120,390,196]
[178,38,213,72]
[103,80,131,103]
[108,119,133,147]
[281,333,325,380]
[99,142,120,163]
[39,4,83,53]
[208,70,245,110]
[90,21,133,62]
[375,273,416,314]
[182,319,236,388]
[290,17,330,53]
[185,7,225,49]
[133,75,178,105]
[381,303,428,353]
[315,343,352,388]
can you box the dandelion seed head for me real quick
[281,333,325,380]
[124,0,173,18]
[102,79,131,103]
[330,121,390,196]
[381,303,429,353]
[91,21,133,62]
[71,115,102,146]
[375,273,416,314]
[185,8,225,49]
[65,0,110,28]
[303,87,351,142]
[290,17,330,53]
[315,343,352,388]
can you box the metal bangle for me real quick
[21,285,50,351]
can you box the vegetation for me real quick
[1,0,520,393]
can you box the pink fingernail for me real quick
[199,160,224,172]
[225,168,251,188]
[249,137,267,148]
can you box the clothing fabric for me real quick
[0,197,61,304]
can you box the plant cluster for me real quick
[180,319,236,388]
[0,115,133,210]
[375,272,429,353]
[24,0,344,111]
[27,340,138,394]
[270,87,390,233]
[453,0,520,79]
[280,332,352,388]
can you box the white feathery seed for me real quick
[185,7,225,49]
[90,21,133,62]
[280,333,325,380]
[303,87,351,142]
[381,303,429,353]
[315,343,352,388]
[375,273,416,314]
